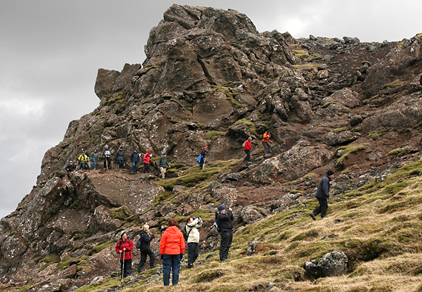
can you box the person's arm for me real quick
[322,177,330,198]
[159,233,166,255]
[127,239,134,251]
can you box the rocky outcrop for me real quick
[2,4,422,291]
[304,250,348,278]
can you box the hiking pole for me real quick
[121,250,125,281]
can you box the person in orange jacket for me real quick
[159,218,185,286]
[243,137,252,161]
[115,231,134,278]
[262,131,272,155]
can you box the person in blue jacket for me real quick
[130,149,140,174]
[309,170,334,220]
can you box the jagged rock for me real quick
[324,130,360,146]
[304,250,348,278]
[349,115,363,126]
[240,206,264,224]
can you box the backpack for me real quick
[183,225,192,241]
[214,214,220,232]
[242,141,246,148]
[104,150,111,158]
[196,154,203,164]
[136,237,142,249]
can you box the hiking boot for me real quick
[309,212,316,221]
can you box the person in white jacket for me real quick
[185,216,203,268]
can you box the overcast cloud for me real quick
[0,0,420,219]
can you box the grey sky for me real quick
[0,0,420,219]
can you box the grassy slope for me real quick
[77,159,422,292]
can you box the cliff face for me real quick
[1,4,422,291]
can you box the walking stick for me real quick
[121,250,125,281]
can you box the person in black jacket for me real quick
[199,147,208,170]
[137,224,156,272]
[309,170,334,220]
[216,205,234,261]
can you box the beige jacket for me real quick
[186,218,203,243]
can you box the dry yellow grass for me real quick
[85,160,422,292]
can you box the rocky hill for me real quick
[1,4,422,292]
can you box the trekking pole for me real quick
[121,250,125,281]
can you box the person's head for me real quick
[119,146,123,150]
[134,149,138,153]
[327,170,334,178]
[120,231,127,240]
[105,145,108,149]
[163,153,166,157]
[167,218,177,226]
[248,137,252,141]
[186,217,194,224]
[218,205,226,213]
[147,151,151,154]
[142,224,150,232]
[203,147,208,151]
[82,150,85,153]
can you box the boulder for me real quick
[304,250,348,278]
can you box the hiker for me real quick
[185,216,203,268]
[115,146,125,169]
[103,145,112,169]
[216,205,234,261]
[158,153,170,179]
[130,149,140,174]
[143,151,151,173]
[243,137,252,161]
[198,147,208,170]
[159,218,185,286]
[78,150,89,170]
[309,170,335,221]
[115,230,134,279]
[261,131,272,155]
[65,161,76,173]
[137,224,155,272]
[90,149,99,170]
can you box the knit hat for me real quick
[163,153,166,155]
[147,151,151,154]
[119,231,126,238]
[327,170,334,176]
[217,205,225,212]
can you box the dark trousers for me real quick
[143,163,150,173]
[138,248,155,271]
[219,229,233,261]
[104,157,111,169]
[163,254,181,286]
[131,161,138,173]
[118,160,124,168]
[120,259,132,278]
[244,149,251,161]
[187,242,199,267]
[199,157,205,169]
[313,196,328,218]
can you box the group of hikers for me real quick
[115,204,233,286]
[65,145,171,178]
[65,130,274,177]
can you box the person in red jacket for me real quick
[115,231,134,278]
[243,137,252,162]
[159,218,185,286]
[143,151,151,173]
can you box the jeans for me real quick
[187,242,199,267]
[313,196,328,218]
[131,161,138,173]
[138,248,155,271]
[91,161,97,170]
[262,141,271,155]
[162,254,181,286]
[118,160,124,168]
[219,229,233,261]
